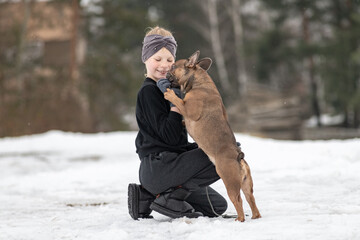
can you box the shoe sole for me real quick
[128,183,139,220]
[150,202,203,219]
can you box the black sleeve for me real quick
[186,142,198,150]
[138,85,185,146]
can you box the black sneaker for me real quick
[150,188,203,219]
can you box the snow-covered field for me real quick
[0,131,359,240]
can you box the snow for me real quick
[1,131,360,240]
[305,114,344,127]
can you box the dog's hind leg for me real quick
[240,160,261,219]
[216,160,245,222]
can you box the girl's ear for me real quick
[197,58,212,71]
[186,51,200,68]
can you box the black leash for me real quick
[205,186,238,219]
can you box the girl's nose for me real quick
[160,61,170,68]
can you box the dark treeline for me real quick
[0,0,359,137]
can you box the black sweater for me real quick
[135,78,196,159]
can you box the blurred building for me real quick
[0,0,92,137]
[0,0,85,73]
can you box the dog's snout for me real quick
[166,72,173,81]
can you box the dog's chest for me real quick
[184,119,197,137]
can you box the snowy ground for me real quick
[0,131,359,240]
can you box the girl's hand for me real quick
[170,106,181,114]
[156,79,171,93]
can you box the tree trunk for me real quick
[207,0,232,93]
[15,0,31,77]
[70,0,79,80]
[229,0,248,97]
[302,8,321,127]
[354,108,360,128]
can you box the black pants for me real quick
[139,148,227,216]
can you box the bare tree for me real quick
[67,0,91,122]
[70,0,79,80]
[302,8,321,127]
[228,0,248,97]
[207,0,232,93]
[15,0,32,77]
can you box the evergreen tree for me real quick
[257,0,360,128]
[83,0,153,131]
[319,0,360,127]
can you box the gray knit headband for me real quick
[142,34,177,63]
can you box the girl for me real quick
[128,26,227,220]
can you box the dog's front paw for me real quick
[164,88,176,101]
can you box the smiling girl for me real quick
[128,26,227,220]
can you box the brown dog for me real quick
[164,51,261,222]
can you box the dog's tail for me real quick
[237,146,245,162]
[238,150,251,187]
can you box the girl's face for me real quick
[144,47,175,81]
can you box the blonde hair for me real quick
[145,26,174,37]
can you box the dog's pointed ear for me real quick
[186,50,200,68]
[197,58,212,71]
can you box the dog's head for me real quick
[167,50,212,92]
